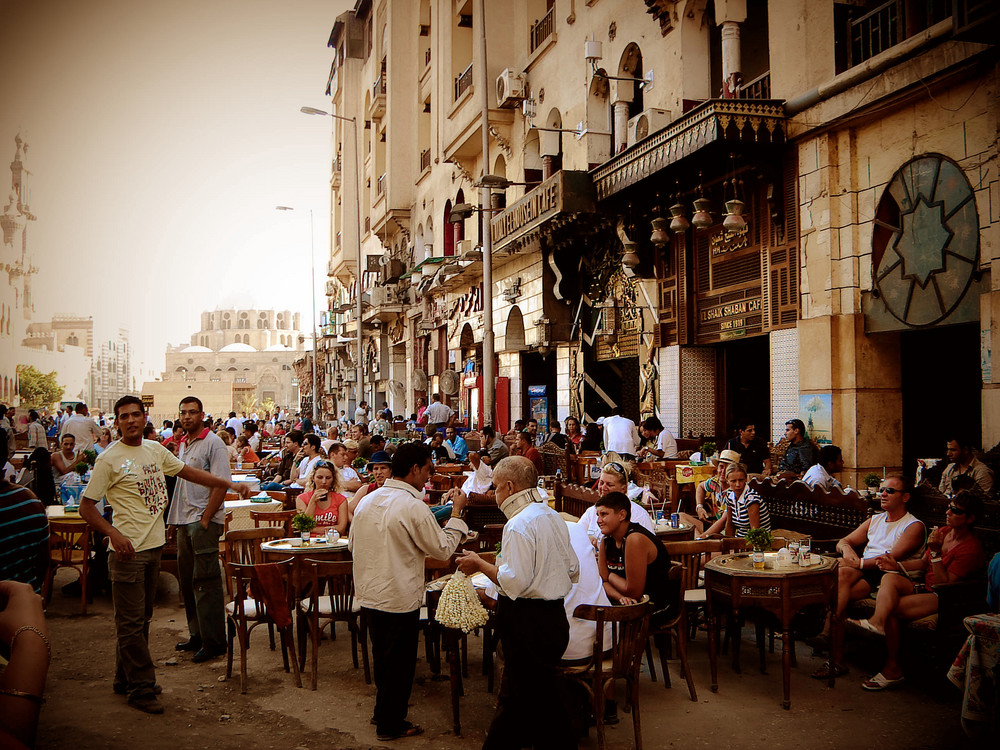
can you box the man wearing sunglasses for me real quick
[812,475,925,679]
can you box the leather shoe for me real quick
[175,637,202,652]
[114,684,162,696]
[128,694,164,714]
[191,646,226,663]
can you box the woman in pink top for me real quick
[296,461,349,535]
[850,491,985,690]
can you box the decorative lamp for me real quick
[649,217,670,247]
[691,198,713,230]
[535,316,552,357]
[622,241,640,269]
[668,203,689,233]
[723,199,746,231]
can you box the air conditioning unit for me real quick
[456,239,474,255]
[626,108,671,147]
[370,287,388,306]
[496,68,525,108]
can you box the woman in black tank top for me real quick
[596,492,677,625]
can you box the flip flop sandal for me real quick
[848,618,886,636]
[811,661,849,679]
[862,672,905,691]
[376,722,424,741]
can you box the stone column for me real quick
[612,100,630,154]
[720,21,742,98]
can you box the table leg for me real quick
[829,572,840,690]
[732,611,742,674]
[445,630,462,736]
[708,599,719,693]
[781,627,791,710]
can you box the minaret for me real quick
[7,133,37,320]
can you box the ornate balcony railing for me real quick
[529,7,554,53]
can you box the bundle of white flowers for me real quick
[435,571,489,633]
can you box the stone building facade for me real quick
[317,0,998,484]
[145,308,304,423]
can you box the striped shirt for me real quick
[0,484,50,592]
[728,486,771,538]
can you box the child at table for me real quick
[296,462,349,535]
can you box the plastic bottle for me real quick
[236,453,243,471]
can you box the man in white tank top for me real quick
[811,476,925,679]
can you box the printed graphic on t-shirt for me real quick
[137,461,170,517]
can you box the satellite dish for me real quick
[440,369,460,395]
[389,380,406,400]
[413,369,428,392]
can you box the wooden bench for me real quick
[749,477,872,542]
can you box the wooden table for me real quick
[224,497,283,531]
[704,552,841,709]
[260,537,351,596]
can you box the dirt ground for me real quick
[36,568,979,750]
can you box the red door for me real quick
[495,376,509,434]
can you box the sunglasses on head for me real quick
[603,461,627,477]
[947,504,968,515]
[878,486,903,494]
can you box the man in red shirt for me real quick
[515,431,544,476]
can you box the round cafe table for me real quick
[260,536,351,598]
[704,552,841,709]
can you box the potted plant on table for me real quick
[291,512,316,545]
[744,527,774,570]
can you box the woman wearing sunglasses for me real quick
[849,491,985,690]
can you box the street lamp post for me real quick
[276,206,319,424]
[476,0,495,430]
[301,106,365,412]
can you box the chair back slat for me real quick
[48,520,91,564]
[251,509,296,536]
[305,559,355,621]
[664,539,724,592]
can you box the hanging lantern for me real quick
[723,199,746,231]
[535,316,552,357]
[649,217,670,247]
[668,203,689,233]
[691,198,713,230]
[622,241,640,269]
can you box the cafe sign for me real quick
[490,171,596,252]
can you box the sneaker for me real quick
[127,694,165,714]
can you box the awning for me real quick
[592,99,786,201]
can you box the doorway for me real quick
[718,335,771,442]
[900,322,981,476]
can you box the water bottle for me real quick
[236,453,243,471]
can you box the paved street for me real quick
[37,570,976,750]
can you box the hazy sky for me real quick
[1,0,351,376]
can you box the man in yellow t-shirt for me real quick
[79,396,251,715]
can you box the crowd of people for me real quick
[0,393,998,746]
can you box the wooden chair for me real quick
[42,519,91,614]
[644,563,697,701]
[224,527,284,568]
[664,540,725,690]
[539,440,569,477]
[296,560,369,689]
[224,557,302,694]
[561,596,651,750]
[250,509,295,537]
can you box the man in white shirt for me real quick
[224,412,244,434]
[329,442,363,492]
[803,445,844,491]
[637,416,678,460]
[458,457,579,750]
[602,407,639,458]
[422,393,454,433]
[350,442,468,741]
[59,403,103,452]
